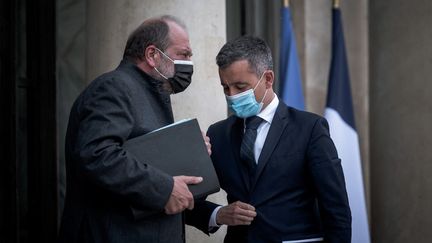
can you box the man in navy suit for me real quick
[187,36,351,242]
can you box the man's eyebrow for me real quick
[233,79,249,83]
[178,48,193,56]
[223,80,248,86]
[185,50,193,56]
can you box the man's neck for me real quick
[261,91,275,111]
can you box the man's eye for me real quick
[179,53,190,59]
[236,84,248,90]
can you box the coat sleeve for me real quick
[70,76,173,215]
[185,199,220,234]
[306,117,352,242]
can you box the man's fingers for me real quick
[201,131,212,155]
[235,201,256,211]
[187,197,195,210]
[237,214,255,223]
[165,176,199,215]
[201,131,210,141]
[181,176,203,185]
[241,209,257,218]
[233,207,256,220]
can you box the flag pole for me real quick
[333,0,340,9]
[284,0,289,8]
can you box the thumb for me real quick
[182,176,203,185]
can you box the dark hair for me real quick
[216,36,273,76]
[123,15,187,61]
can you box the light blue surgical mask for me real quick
[225,73,268,118]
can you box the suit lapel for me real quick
[251,103,290,191]
[229,117,251,192]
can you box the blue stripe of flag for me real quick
[279,6,305,110]
[326,8,355,129]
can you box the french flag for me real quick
[324,7,371,243]
[279,3,305,110]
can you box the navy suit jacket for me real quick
[187,102,351,243]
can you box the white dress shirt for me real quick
[252,94,279,164]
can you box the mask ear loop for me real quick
[260,88,269,104]
[154,67,168,80]
[253,71,266,91]
[154,47,175,63]
[153,47,175,80]
[253,71,269,103]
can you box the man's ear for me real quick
[264,70,274,88]
[144,45,158,68]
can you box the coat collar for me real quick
[227,102,294,194]
[251,102,291,191]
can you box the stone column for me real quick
[370,0,432,242]
[86,0,227,242]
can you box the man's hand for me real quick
[216,201,257,226]
[164,176,203,215]
[202,131,211,156]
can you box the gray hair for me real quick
[123,15,187,61]
[216,36,273,77]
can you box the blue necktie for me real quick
[240,116,263,171]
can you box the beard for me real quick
[153,59,175,94]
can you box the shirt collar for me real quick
[257,94,279,125]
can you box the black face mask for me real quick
[168,60,193,93]
[154,48,194,94]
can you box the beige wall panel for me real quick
[86,1,227,242]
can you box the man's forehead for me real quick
[168,39,192,53]
[167,22,189,42]
[220,62,255,76]
[223,60,255,73]
[220,70,256,86]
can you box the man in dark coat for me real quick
[58,15,204,243]
[187,36,351,243]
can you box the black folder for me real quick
[124,118,220,199]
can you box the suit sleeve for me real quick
[306,117,352,242]
[185,199,220,234]
[71,77,173,216]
